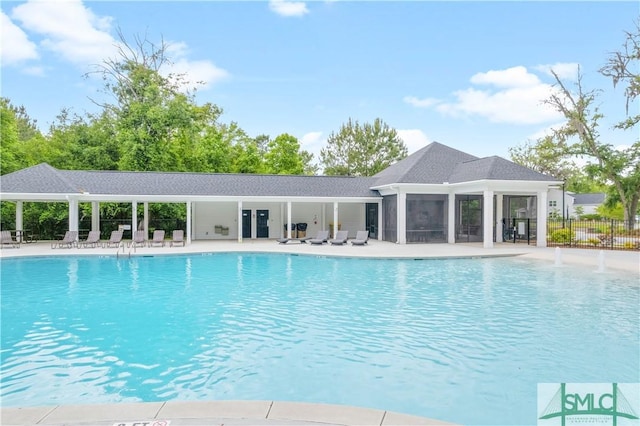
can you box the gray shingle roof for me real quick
[373,142,557,185]
[373,142,478,185]
[573,193,606,205]
[448,156,558,183]
[0,163,380,198]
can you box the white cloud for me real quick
[403,96,440,108]
[11,0,117,65]
[397,129,430,154]
[1,11,39,65]
[164,43,230,90]
[431,66,564,125]
[269,0,309,17]
[300,131,324,154]
[534,62,580,81]
[470,66,541,88]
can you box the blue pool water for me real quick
[1,253,638,424]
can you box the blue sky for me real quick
[1,1,638,167]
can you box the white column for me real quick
[483,190,494,248]
[448,193,456,244]
[321,204,326,231]
[287,201,292,239]
[397,191,406,244]
[15,201,23,231]
[143,202,149,240]
[131,201,138,240]
[68,198,79,237]
[496,194,504,243]
[280,203,285,238]
[186,201,192,245]
[237,201,243,243]
[537,190,548,247]
[377,200,383,241]
[333,202,339,238]
[91,202,100,232]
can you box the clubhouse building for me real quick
[0,142,562,247]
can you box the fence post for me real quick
[527,218,530,245]
[568,218,572,247]
[611,219,614,249]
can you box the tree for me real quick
[264,133,307,175]
[320,118,407,176]
[544,68,639,228]
[599,22,640,130]
[87,32,222,172]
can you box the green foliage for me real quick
[320,118,407,176]
[508,135,574,180]
[596,202,625,220]
[581,213,603,220]
[549,228,575,244]
[586,237,601,246]
[264,133,306,175]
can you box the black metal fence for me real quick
[547,219,640,251]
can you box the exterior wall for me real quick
[194,202,237,239]
[193,201,365,240]
[547,189,574,219]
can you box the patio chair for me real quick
[1,230,20,249]
[308,230,330,245]
[329,230,349,245]
[170,230,185,247]
[52,230,78,249]
[148,230,166,247]
[78,230,101,248]
[350,230,369,246]
[102,230,123,248]
[129,231,147,248]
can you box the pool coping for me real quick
[1,400,457,425]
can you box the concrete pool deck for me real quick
[1,239,638,425]
[1,238,638,274]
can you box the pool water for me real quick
[1,253,638,424]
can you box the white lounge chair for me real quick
[308,230,330,245]
[351,230,369,246]
[148,230,166,247]
[103,230,123,248]
[170,230,185,247]
[78,230,101,248]
[129,231,146,248]
[1,230,20,249]
[52,230,78,249]
[329,230,349,245]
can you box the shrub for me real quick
[550,228,575,244]
[581,214,602,220]
[586,238,601,246]
[623,241,640,250]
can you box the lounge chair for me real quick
[103,230,123,248]
[329,230,349,245]
[129,231,146,248]
[351,230,369,246]
[308,230,330,245]
[52,230,78,249]
[1,230,20,249]
[148,230,166,247]
[170,230,185,247]
[78,230,101,248]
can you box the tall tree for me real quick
[320,118,407,176]
[87,32,221,172]
[545,67,639,228]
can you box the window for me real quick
[549,200,557,207]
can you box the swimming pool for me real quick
[1,253,638,424]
